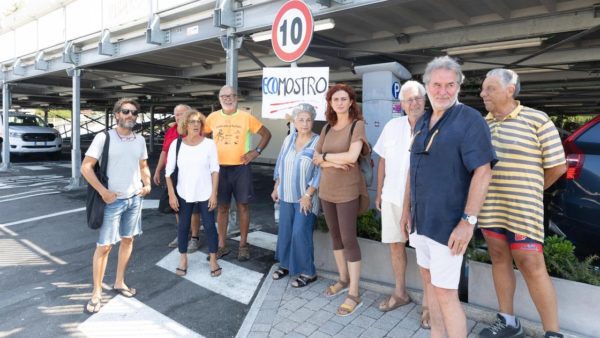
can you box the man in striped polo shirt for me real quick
[478,69,566,338]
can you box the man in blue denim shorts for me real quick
[81,98,151,314]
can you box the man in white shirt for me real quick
[374,81,428,322]
[81,98,151,314]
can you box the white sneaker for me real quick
[188,238,200,253]
[168,237,178,248]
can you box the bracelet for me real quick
[304,192,311,198]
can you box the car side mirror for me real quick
[48,123,54,128]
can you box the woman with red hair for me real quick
[313,83,369,317]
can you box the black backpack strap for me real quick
[99,131,110,176]
[325,123,331,134]
[175,136,182,169]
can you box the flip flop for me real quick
[336,294,362,317]
[292,275,317,288]
[378,294,412,312]
[84,298,102,314]
[325,280,349,298]
[211,266,222,277]
[272,267,289,280]
[420,306,431,330]
[175,267,187,277]
[113,286,137,298]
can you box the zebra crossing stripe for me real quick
[78,295,204,338]
[156,250,263,305]
[232,231,278,252]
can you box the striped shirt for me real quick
[479,103,566,242]
[273,132,321,215]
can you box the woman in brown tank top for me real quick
[313,83,369,317]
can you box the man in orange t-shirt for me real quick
[204,85,271,261]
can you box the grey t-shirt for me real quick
[86,129,148,199]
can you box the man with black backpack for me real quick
[81,98,151,314]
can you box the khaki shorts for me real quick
[381,200,407,243]
[410,231,463,290]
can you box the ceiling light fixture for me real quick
[121,84,143,90]
[444,38,546,55]
[251,18,335,42]
[513,65,569,74]
[238,70,263,78]
[190,91,215,96]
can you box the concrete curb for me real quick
[236,264,277,338]
[317,269,583,338]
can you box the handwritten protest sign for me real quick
[261,67,329,121]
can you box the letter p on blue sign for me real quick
[392,81,400,100]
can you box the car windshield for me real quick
[8,115,46,127]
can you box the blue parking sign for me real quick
[392,81,400,99]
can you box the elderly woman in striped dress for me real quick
[271,103,321,288]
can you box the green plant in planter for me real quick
[466,235,491,264]
[468,234,600,285]
[544,235,600,286]
[315,209,382,242]
[356,209,382,242]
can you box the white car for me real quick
[0,113,63,160]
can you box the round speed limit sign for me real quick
[271,0,314,63]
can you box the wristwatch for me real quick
[462,213,478,226]
[255,147,263,154]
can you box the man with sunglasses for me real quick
[478,69,566,338]
[81,98,151,313]
[401,56,497,338]
[153,104,202,252]
[204,85,272,261]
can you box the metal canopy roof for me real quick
[3,0,600,115]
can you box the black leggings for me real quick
[321,198,361,262]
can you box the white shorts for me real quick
[381,200,407,243]
[409,232,463,289]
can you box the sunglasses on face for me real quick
[120,109,139,116]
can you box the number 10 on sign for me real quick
[271,0,314,63]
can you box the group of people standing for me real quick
[81,55,566,338]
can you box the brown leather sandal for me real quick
[336,294,362,317]
[324,280,349,298]
[378,294,412,312]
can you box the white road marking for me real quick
[142,199,159,209]
[21,166,51,171]
[55,164,72,168]
[0,189,55,199]
[1,207,85,227]
[156,250,263,305]
[0,191,60,203]
[78,295,204,338]
[0,238,52,266]
[21,239,67,265]
[0,175,70,189]
[236,264,277,338]
[0,225,17,236]
[232,231,278,252]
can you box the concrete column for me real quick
[149,104,155,154]
[104,107,111,131]
[66,68,85,189]
[225,29,242,90]
[1,82,11,170]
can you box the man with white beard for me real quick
[401,56,497,338]
[81,98,151,314]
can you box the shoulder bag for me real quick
[86,131,110,229]
[158,136,183,213]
